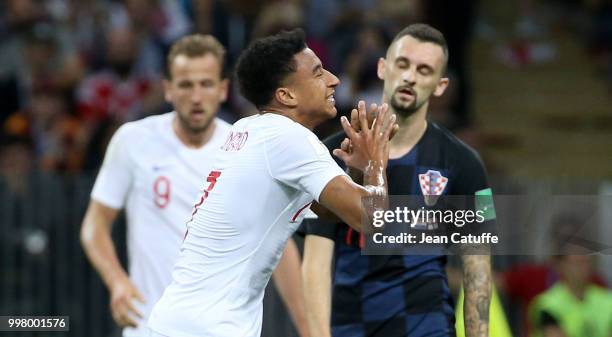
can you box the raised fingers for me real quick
[389,123,400,140]
[383,114,397,140]
[340,137,351,153]
[372,103,388,137]
[340,116,359,142]
[332,148,350,165]
[366,102,378,127]
[378,103,396,140]
[349,100,379,134]
[350,108,360,132]
[357,101,369,133]
[381,104,396,137]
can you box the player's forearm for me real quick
[302,243,333,337]
[80,209,127,289]
[302,268,332,337]
[362,160,385,189]
[81,224,128,289]
[273,240,310,337]
[462,254,491,337]
[318,170,388,233]
[361,161,388,231]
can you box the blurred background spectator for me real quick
[528,254,612,337]
[496,213,609,337]
[75,26,164,124]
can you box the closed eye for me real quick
[200,79,215,87]
[395,57,409,69]
[178,81,193,89]
[418,65,434,75]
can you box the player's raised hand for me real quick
[110,276,145,328]
[333,101,396,171]
[337,101,375,162]
[349,101,379,133]
[348,101,400,141]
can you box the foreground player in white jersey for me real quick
[80,34,309,337]
[148,29,397,337]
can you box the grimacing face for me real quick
[164,54,228,134]
[286,48,340,122]
[377,35,449,117]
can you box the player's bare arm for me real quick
[302,102,392,337]
[80,200,144,328]
[272,239,310,337]
[302,234,335,337]
[461,254,492,337]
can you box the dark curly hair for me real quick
[235,28,307,109]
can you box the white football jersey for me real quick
[91,112,230,337]
[148,113,347,337]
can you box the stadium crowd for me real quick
[0,0,481,175]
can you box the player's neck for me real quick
[388,105,428,158]
[172,117,216,149]
[260,107,318,130]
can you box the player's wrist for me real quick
[364,160,385,177]
[108,270,130,291]
[363,160,386,198]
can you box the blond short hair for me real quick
[166,34,226,78]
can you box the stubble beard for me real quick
[390,92,420,118]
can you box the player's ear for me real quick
[274,87,298,108]
[433,76,449,97]
[163,79,173,102]
[377,57,386,80]
[219,78,229,103]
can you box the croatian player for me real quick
[80,34,308,337]
[147,29,397,337]
[302,24,493,337]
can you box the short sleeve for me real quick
[289,131,345,241]
[264,125,347,203]
[90,125,135,209]
[448,146,496,251]
[450,147,489,195]
[297,209,339,241]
